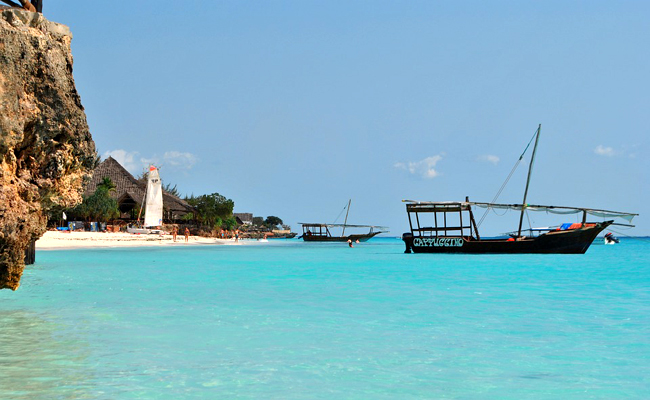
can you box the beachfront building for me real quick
[85,157,194,223]
[234,213,253,226]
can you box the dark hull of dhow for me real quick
[403,221,612,254]
[303,232,381,242]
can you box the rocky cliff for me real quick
[0,8,96,290]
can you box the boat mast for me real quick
[517,124,541,238]
[136,169,149,224]
[341,199,351,237]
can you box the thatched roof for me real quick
[85,157,194,215]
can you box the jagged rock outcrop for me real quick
[0,8,96,290]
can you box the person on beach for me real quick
[235,230,239,243]
[184,227,190,243]
[172,226,178,242]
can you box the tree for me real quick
[264,216,283,229]
[163,182,181,197]
[97,177,116,192]
[73,187,120,222]
[252,216,264,226]
[222,216,238,230]
[136,170,147,182]
[185,193,235,229]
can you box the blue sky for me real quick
[47,1,648,235]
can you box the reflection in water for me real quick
[0,310,95,400]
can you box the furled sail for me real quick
[143,166,163,227]
[470,202,637,222]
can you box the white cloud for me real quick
[594,145,616,157]
[395,154,444,179]
[103,149,198,175]
[477,154,500,165]
[103,149,140,173]
[140,156,161,168]
[163,151,198,170]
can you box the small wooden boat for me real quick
[299,223,386,242]
[268,232,297,239]
[402,125,637,254]
[300,200,388,242]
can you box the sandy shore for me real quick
[36,230,244,250]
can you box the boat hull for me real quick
[302,232,381,242]
[269,233,297,239]
[127,227,163,235]
[403,221,611,254]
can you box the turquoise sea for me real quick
[1,238,649,399]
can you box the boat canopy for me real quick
[403,200,638,223]
[299,223,389,230]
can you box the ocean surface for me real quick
[1,238,649,399]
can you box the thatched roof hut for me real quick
[85,157,194,221]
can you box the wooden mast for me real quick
[341,199,351,237]
[136,168,149,224]
[517,124,541,238]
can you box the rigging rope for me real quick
[332,202,348,224]
[477,128,540,228]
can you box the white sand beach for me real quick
[36,230,244,250]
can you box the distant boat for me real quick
[127,165,164,234]
[268,232,297,239]
[604,232,620,245]
[402,125,637,254]
[299,200,388,242]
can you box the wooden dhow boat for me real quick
[300,200,388,242]
[402,125,637,254]
[299,223,387,242]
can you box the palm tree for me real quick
[97,177,116,192]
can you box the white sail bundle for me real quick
[143,166,163,227]
[471,202,637,223]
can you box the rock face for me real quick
[0,8,96,290]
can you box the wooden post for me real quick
[24,239,36,265]
[341,199,351,237]
[407,207,414,233]
[518,124,541,238]
[433,207,437,238]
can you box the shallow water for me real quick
[1,238,649,399]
